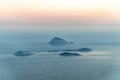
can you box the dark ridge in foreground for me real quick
[48,48,92,52]
[14,51,33,56]
[59,52,81,56]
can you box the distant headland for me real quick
[48,48,92,52]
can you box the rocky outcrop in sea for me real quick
[49,37,73,46]
[59,52,81,56]
[14,51,33,56]
[48,48,92,52]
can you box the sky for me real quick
[0,0,120,30]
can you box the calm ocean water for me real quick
[0,30,120,80]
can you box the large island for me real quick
[49,37,73,46]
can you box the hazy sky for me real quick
[0,0,120,30]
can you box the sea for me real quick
[0,30,120,80]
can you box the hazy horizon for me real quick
[0,0,120,31]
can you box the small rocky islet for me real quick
[59,52,81,56]
[14,51,33,56]
[79,48,92,52]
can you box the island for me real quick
[78,48,92,52]
[48,48,92,52]
[59,52,81,56]
[49,37,73,46]
[14,51,33,56]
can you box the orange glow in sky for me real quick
[0,0,120,23]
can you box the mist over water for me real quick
[0,29,120,80]
[0,29,119,52]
